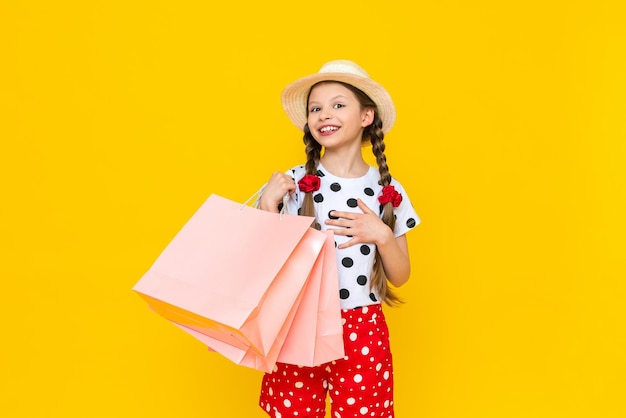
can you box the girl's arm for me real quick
[325,199,411,287]
[375,233,410,287]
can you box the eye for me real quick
[333,103,345,109]
[309,106,320,113]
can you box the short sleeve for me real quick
[283,165,306,216]
[389,179,421,237]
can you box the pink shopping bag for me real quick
[176,230,345,371]
[277,229,344,366]
[133,194,328,367]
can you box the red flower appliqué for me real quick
[378,185,402,207]
[298,174,321,193]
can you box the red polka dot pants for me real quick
[259,304,394,418]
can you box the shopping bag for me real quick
[277,229,344,366]
[175,230,345,370]
[133,194,328,366]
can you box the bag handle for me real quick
[242,184,290,218]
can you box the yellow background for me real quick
[1,1,624,417]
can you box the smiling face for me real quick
[306,82,374,152]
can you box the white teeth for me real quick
[320,126,338,133]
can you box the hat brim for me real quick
[281,72,396,134]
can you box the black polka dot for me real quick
[330,183,341,192]
[347,198,358,208]
[364,187,374,196]
[339,289,350,299]
[379,204,384,214]
[313,193,324,203]
[328,210,339,220]
[357,275,368,286]
[317,169,325,177]
[277,203,283,211]
[360,245,371,255]
[342,257,354,268]
[407,218,417,228]
[297,208,302,215]
[369,293,378,302]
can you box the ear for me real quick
[361,108,375,128]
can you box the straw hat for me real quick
[281,60,396,134]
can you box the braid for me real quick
[369,116,403,306]
[301,124,321,230]
[369,121,392,187]
[303,124,321,175]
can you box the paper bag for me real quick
[133,194,328,365]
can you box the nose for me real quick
[319,108,332,120]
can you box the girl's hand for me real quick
[325,198,394,249]
[258,172,296,213]
[327,198,411,287]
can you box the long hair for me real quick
[300,80,402,305]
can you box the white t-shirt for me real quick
[284,163,420,310]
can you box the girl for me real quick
[258,60,420,418]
